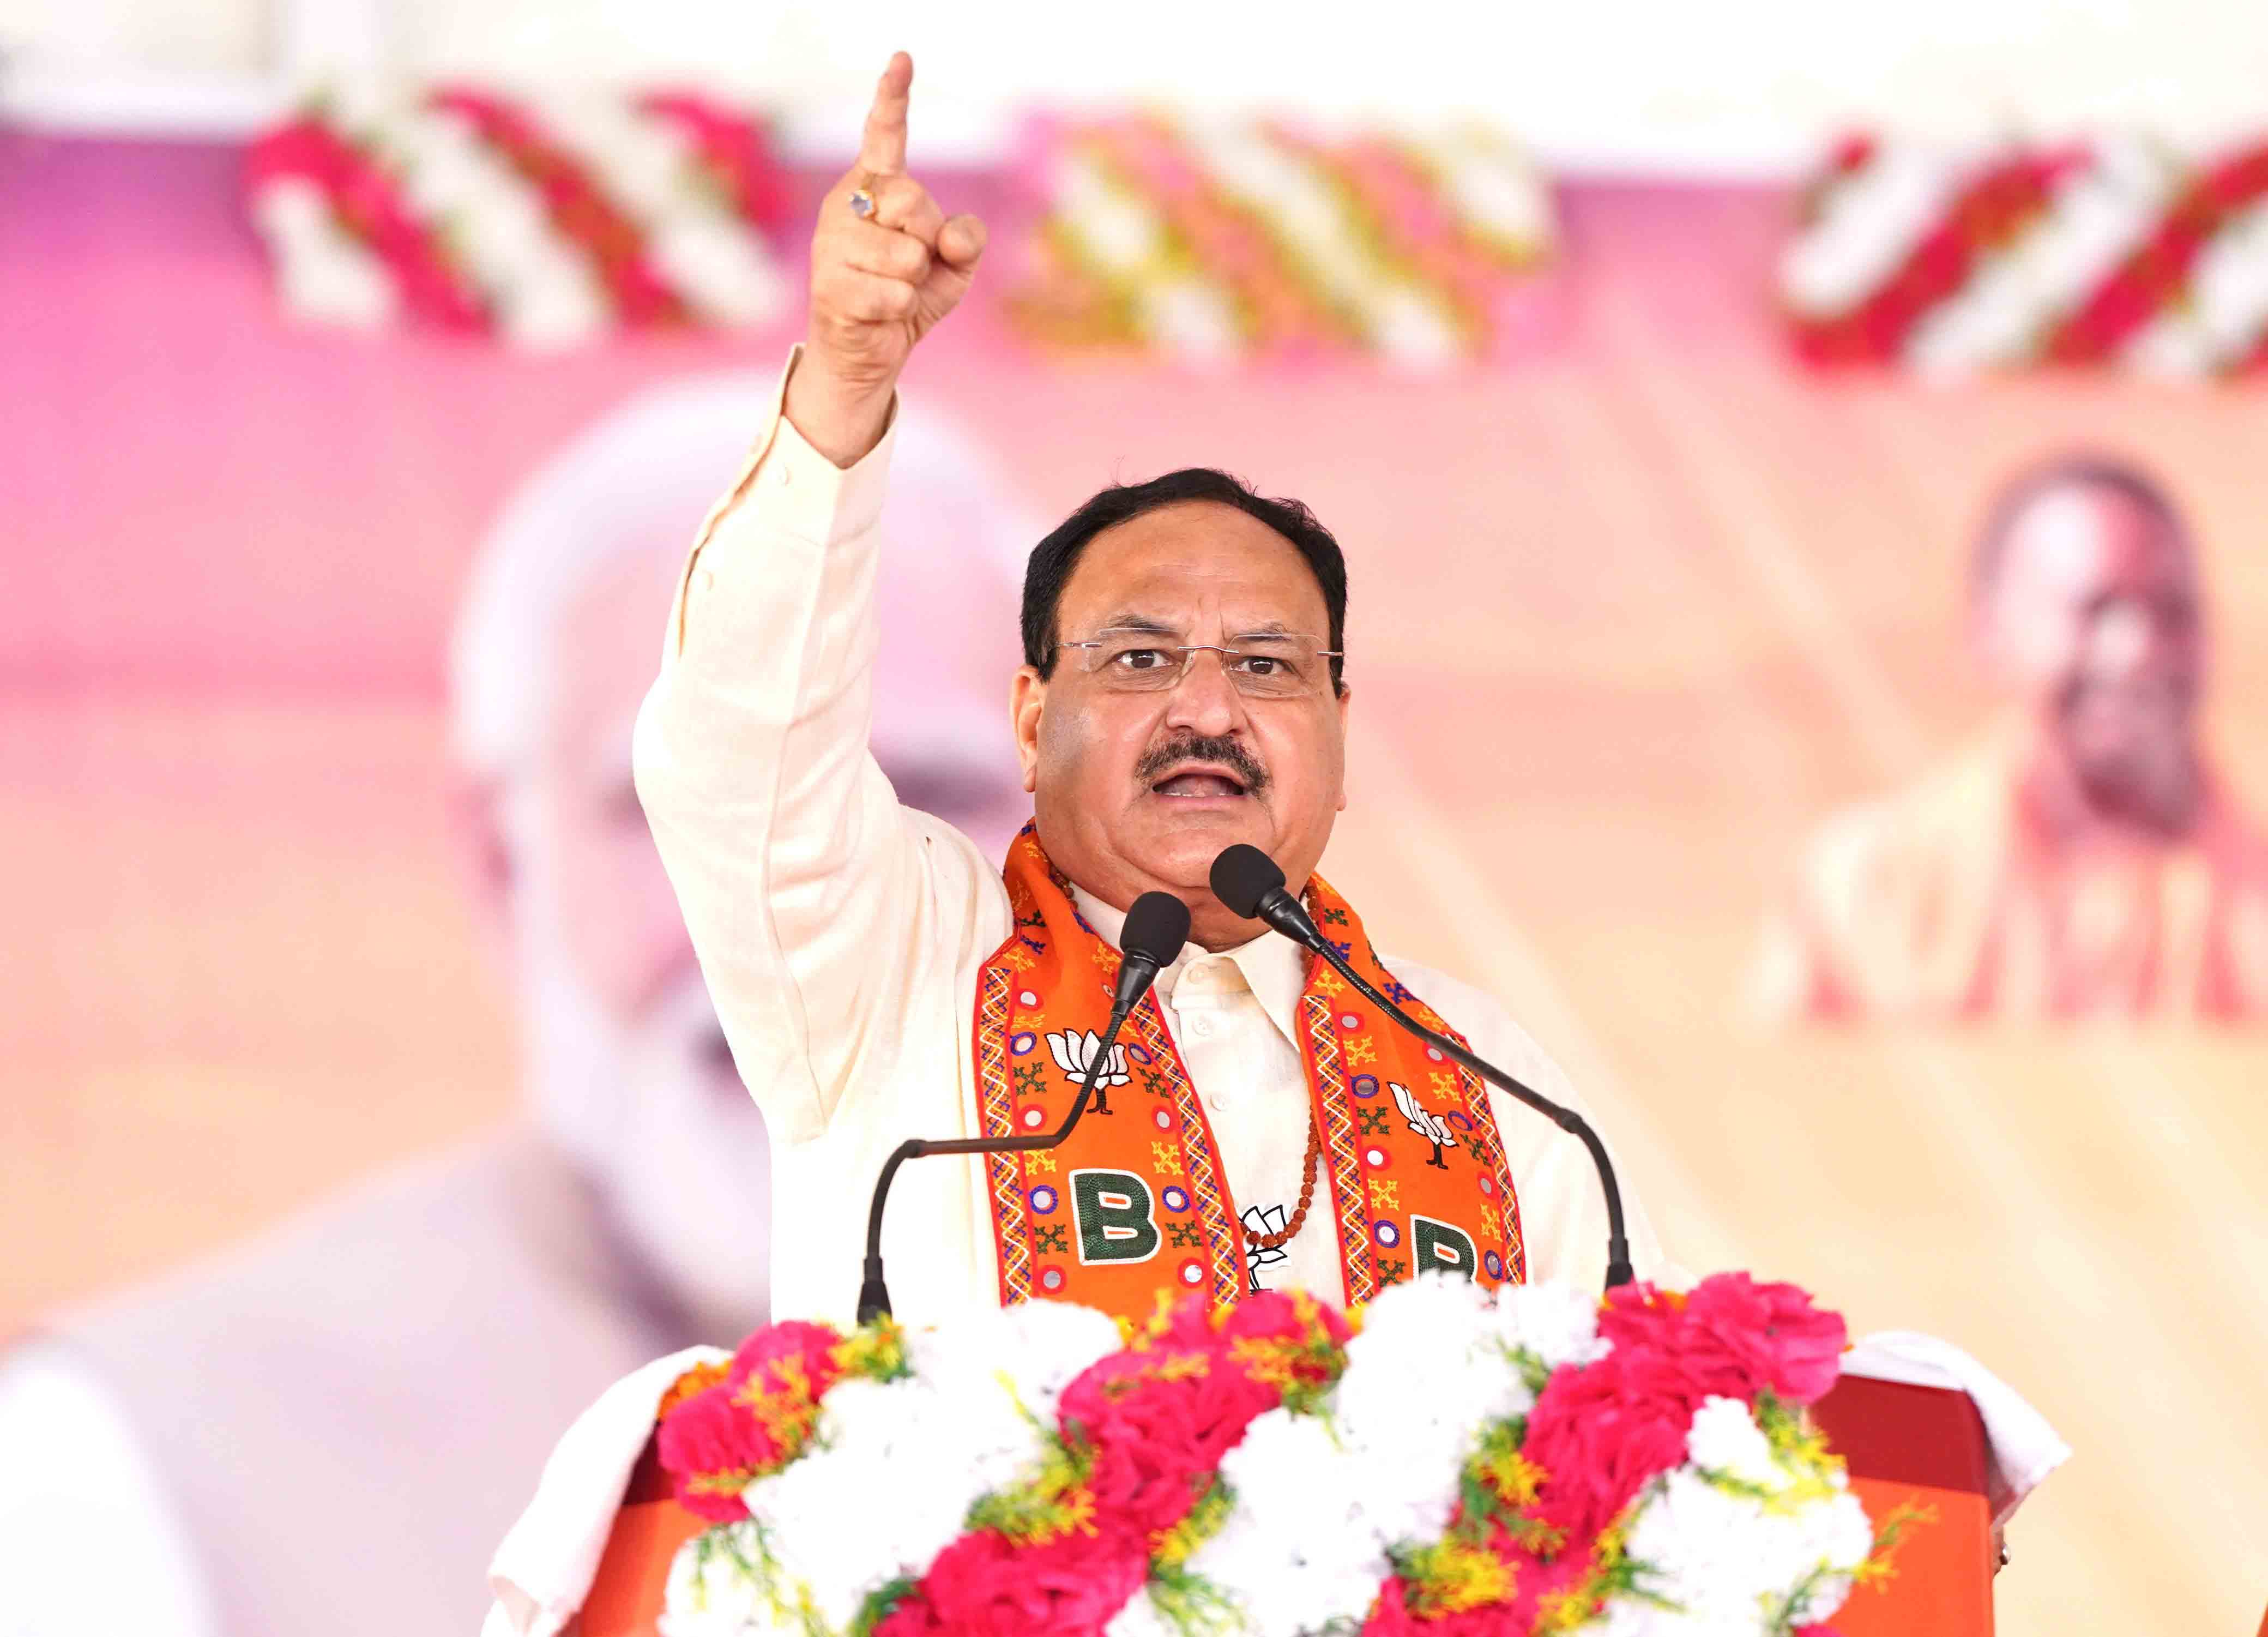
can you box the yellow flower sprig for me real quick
[1851,1497,1939,1592]
[1470,1419,1549,1512]
[1692,1393,1846,1515]
[1446,1414,1563,1556]
[831,1315,910,1384]
[1392,1535,1518,1616]
[1151,1477,1235,1571]
[966,1435,1100,1546]
[1535,1516,1642,1634]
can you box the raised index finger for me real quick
[858,51,913,176]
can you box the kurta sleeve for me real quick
[633,348,1004,1145]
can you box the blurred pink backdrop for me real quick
[7,133,2267,1632]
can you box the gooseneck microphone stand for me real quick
[1209,844,1634,1291]
[854,890,1192,1324]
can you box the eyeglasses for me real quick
[1056,629,1343,699]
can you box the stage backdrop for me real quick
[7,133,2267,1634]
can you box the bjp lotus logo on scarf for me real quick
[1046,1028,1131,1114]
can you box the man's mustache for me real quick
[1133,732,1271,796]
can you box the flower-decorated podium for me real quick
[519,1277,1996,1637]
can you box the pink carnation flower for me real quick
[725,1318,846,1400]
[1522,1352,1694,1541]
[655,1382,775,1523]
[1061,1345,1279,1537]
[1600,1276,1847,1407]
[881,1527,1152,1637]
[656,1318,846,1521]
[1682,1273,1847,1405]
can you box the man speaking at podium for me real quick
[634,54,1674,1327]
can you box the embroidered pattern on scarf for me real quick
[972,827,1524,1320]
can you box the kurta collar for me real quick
[1071,885,1311,1049]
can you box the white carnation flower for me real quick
[2122,312,2220,376]
[1682,1396,1781,1492]
[1139,280,1242,364]
[960,1296,1124,1421]
[1400,128,1554,256]
[2188,200,2268,358]
[1057,152,1166,272]
[1328,1280,1564,1555]
[2017,140,2170,307]
[535,92,686,222]
[1776,1491,1876,1627]
[649,217,787,327]
[1611,1445,1879,1636]
[1340,1273,1497,1388]
[739,1304,1103,1633]
[1334,1274,1530,1541]
[1485,1278,1608,1376]
[253,180,399,330]
[1189,1411,1385,1637]
[1370,285,1462,369]
[744,1383,937,1628]
[1778,146,1958,316]
[499,251,611,350]
[1619,1468,1778,1625]
[661,1521,794,1637]
[1585,1601,1761,1637]
[1903,256,2043,376]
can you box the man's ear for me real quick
[448,773,515,954]
[1335,682,1353,813]
[1010,666,1046,794]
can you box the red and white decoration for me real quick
[1006,116,1557,369]
[632,1274,1911,1637]
[1781,134,2268,376]
[246,88,795,348]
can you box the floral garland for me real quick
[652,1273,1909,1636]
[1781,133,2268,375]
[244,115,486,333]
[245,87,792,349]
[1006,116,1557,368]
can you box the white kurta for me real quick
[633,348,1675,1327]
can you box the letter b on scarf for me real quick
[1072,1169,1160,1264]
[1411,1214,1478,1280]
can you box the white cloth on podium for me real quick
[482,1345,726,1637]
[1843,1329,2072,1523]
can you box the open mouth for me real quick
[1151,764,1251,799]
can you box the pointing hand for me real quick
[786,52,987,466]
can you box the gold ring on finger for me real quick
[848,188,876,219]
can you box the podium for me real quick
[577,1440,702,1637]
[1811,1372,1997,1637]
[573,1368,1999,1636]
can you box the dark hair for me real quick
[1971,454,2189,597]
[1022,468,1349,693]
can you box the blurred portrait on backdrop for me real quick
[1753,455,2268,1022]
[0,374,1033,1636]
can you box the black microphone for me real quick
[1209,844,1635,1291]
[855,889,1192,1323]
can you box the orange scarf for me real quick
[972,827,1524,1321]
